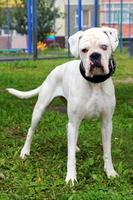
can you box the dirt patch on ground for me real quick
[115,77,133,84]
[48,97,67,113]
[49,105,67,114]
[128,100,133,105]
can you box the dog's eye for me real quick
[100,45,108,51]
[82,48,88,53]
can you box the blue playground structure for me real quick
[0,0,133,61]
[27,0,37,59]
[27,0,99,58]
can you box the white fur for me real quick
[7,27,119,185]
[6,87,40,99]
[101,27,119,51]
[68,31,83,57]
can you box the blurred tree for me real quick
[12,0,27,35]
[37,0,61,41]
[0,0,27,34]
[0,0,62,41]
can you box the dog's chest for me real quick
[85,87,105,118]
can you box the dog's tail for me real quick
[6,86,41,99]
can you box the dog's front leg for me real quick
[101,116,118,178]
[65,121,80,185]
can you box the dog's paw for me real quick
[105,169,119,178]
[20,146,30,160]
[76,145,80,153]
[65,173,77,185]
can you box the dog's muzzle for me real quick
[80,56,116,83]
[90,52,102,68]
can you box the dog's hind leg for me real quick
[20,76,64,159]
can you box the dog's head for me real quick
[69,27,118,77]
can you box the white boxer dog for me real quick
[7,27,119,185]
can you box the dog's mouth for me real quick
[89,61,104,77]
[80,56,116,83]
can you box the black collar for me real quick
[79,57,116,83]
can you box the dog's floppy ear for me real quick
[68,31,84,57]
[102,27,119,51]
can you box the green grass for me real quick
[0,48,68,59]
[0,53,133,199]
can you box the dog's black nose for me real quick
[90,52,101,61]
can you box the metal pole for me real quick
[53,0,56,48]
[67,0,70,57]
[128,12,132,56]
[6,0,10,49]
[78,0,82,31]
[27,0,32,54]
[108,0,111,26]
[94,0,98,27]
[120,0,123,52]
[7,9,10,49]
[32,0,38,60]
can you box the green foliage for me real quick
[0,0,27,34]
[0,0,62,40]
[11,0,27,35]
[37,0,61,41]
[0,54,133,199]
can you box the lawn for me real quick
[0,48,68,60]
[0,53,133,200]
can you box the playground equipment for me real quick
[0,0,133,61]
